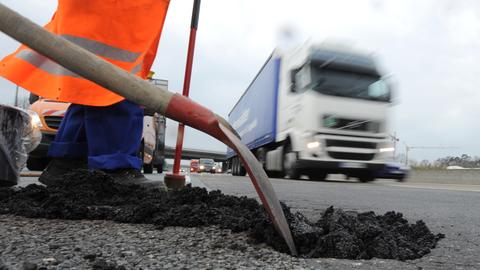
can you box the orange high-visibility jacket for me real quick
[0,0,170,106]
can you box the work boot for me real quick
[104,168,166,190]
[39,158,88,186]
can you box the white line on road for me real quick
[384,183,480,193]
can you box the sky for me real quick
[0,0,479,162]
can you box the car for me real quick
[376,162,409,182]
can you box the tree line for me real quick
[412,154,480,169]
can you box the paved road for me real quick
[193,173,480,270]
[12,172,480,269]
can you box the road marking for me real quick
[386,183,480,193]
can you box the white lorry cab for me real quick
[228,43,394,182]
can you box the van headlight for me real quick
[200,165,205,170]
[28,110,42,128]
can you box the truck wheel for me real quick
[238,166,246,176]
[267,171,285,178]
[255,147,267,168]
[232,158,238,176]
[308,172,327,181]
[283,143,300,179]
[358,172,375,183]
[237,157,247,176]
[156,161,164,174]
[139,142,152,174]
[26,157,49,171]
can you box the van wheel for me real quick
[143,163,153,174]
[26,157,49,171]
[283,143,300,179]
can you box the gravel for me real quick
[0,215,313,270]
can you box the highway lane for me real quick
[193,173,480,270]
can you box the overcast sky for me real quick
[0,0,479,162]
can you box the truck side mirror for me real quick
[290,69,299,93]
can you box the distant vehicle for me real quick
[199,158,216,173]
[27,78,168,173]
[190,159,199,173]
[227,43,394,182]
[446,166,465,170]
[215,162,223,173]
[376,162,409,182]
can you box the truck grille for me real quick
[323,116,379,132]
[326,139,376,149]
[44,116,63,130]
[325,138,377,161]
[328,152,375,161]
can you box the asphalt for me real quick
[1,172,479,269]
[197,173,480,269]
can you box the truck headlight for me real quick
[200,165,205,170]
[379,147,395,153]
[307,141,320,149]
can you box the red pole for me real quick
[172,0,201,175]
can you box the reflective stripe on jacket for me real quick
[0,0,170,106]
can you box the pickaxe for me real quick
[0,3,297,255]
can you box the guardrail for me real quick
[407,169,480,185]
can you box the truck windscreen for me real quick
[310,66,390,102]
[200,159,214,165]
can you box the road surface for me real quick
[195,173,480,270]
[3,172,479,269]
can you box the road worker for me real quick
[0,0,170,187]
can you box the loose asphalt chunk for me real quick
[0,169,444,261]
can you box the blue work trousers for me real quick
[48,100,143,170]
